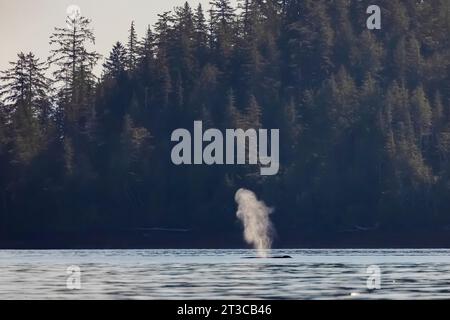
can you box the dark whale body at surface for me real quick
[243,255,293,259]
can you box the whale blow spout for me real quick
[235,188,275,258]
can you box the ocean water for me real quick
[1,249,450,300]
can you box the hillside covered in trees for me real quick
[0,0,449,248]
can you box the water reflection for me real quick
[1,249,450,299]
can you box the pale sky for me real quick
[0,0,238,73]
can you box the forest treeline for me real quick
[0,0,449,245]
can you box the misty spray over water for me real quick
[235,189,274,258]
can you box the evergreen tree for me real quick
[193,4,209,64]
[103,42,128,79]
[238,0,260,37]
[0,52,50,117]
[127,21,139,71]
[138,25,155,65]
[0,52,50,165]
[280,98,301,161]
[209,0,236,68]
[331,0,355,66]
[154,12,174,58]
[210,0,235,27]
[49,15,100,103]
[243,94,262,129]
[49,13,100,177]
[324,67,358,138]
[0,101,6,145]
[223,88,240,128]
[153,53,172,110]
[9,103,43,165]
[352,31,384,80]
[121,114,152,167]
[411,85,433,144]
[283,0,334,87]
[405,36,423,86]
[432,91,445,131]
[172,2,195,91]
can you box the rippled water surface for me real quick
[1,249,450,299]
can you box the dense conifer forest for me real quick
[0,0,449,247]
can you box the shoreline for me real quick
[2,229,450,250]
